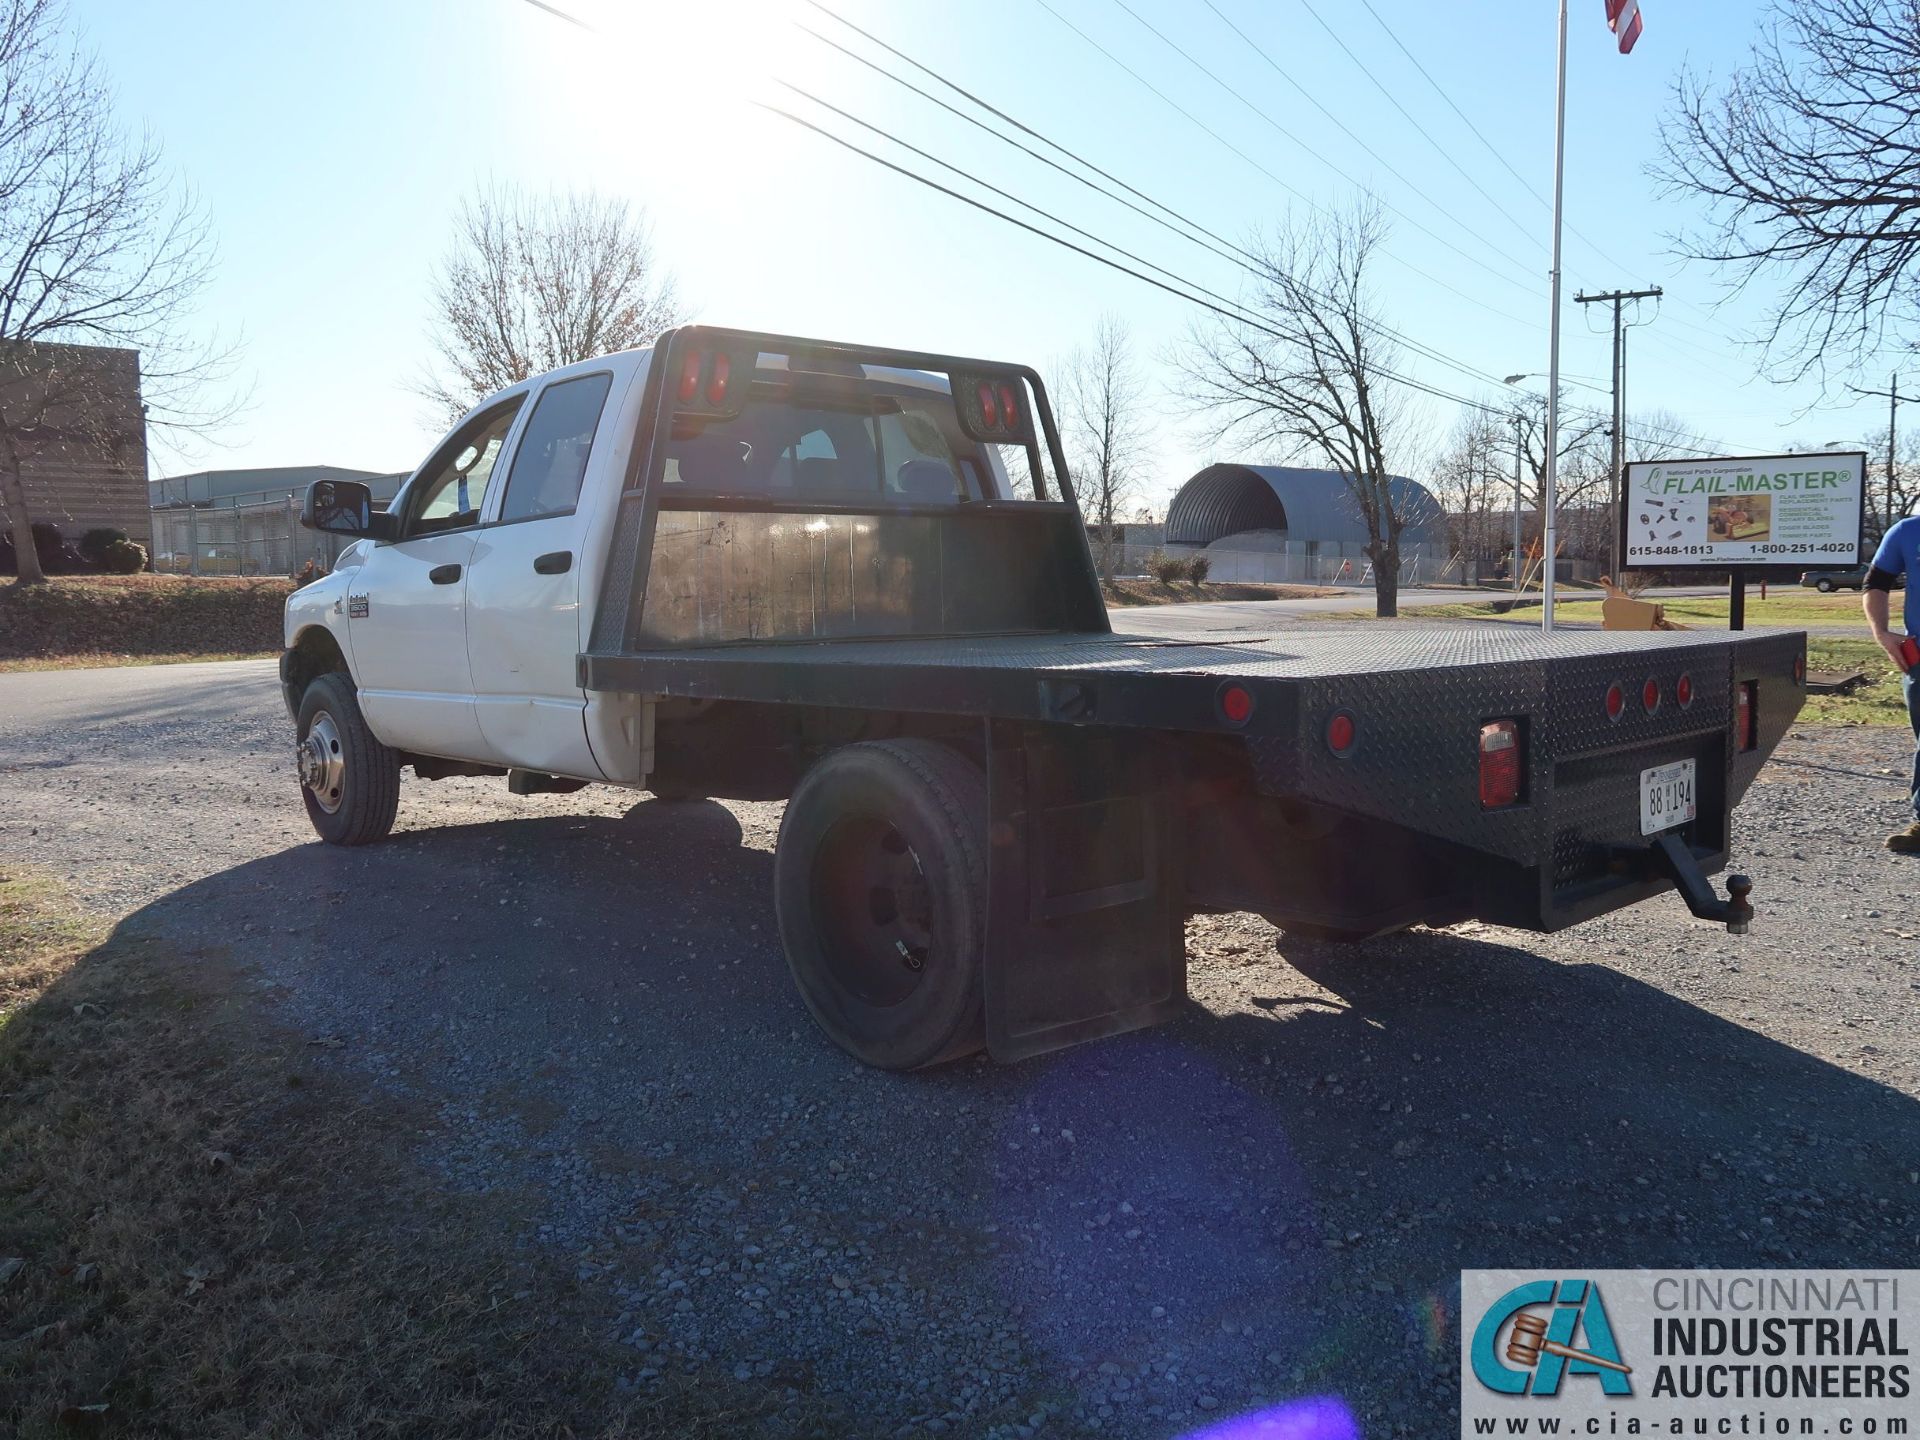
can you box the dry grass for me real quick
[1101,577,1338,607]
[0,576,292,666]
[0,651,273,673]
[0,869,807,1439]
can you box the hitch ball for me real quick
[1724,874,1754,936]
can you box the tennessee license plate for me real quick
[1640,759,1697,835]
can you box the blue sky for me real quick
[85,0,1885,510]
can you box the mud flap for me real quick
[982,720,1188,1061]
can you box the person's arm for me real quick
[1865,565,1909,672]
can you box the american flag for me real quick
[1605,0,1644,53]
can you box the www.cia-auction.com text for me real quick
[1461,1271,1916,1437]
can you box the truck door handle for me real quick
[533,550,573,575]
[429,563,462,585]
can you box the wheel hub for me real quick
[812,817,935,1007]
[297,710,346,815]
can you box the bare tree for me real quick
[1175,202,1415,615]
[1427,408,1511,577]
[1058,313,1149,579]
[1655,0,1920,382]
[0,0,228,584]
[421,185,686,419]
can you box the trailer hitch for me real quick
[1636,832,1755,935]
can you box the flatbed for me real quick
[286,326,1803,1068]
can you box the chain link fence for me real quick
[150,491,356,577]
[1107,541,1453,587]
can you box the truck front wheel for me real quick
[295,673,400,846]
[774,740,988,1070]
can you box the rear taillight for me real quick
[977,382,999,429]
[997,382,1019,430]
[1605,682,1625,722]
[1735,681,1757,752]
[706,352,731,406]
[1479,720,1523,809]
[677,350,701,403]
[1676,673,1694,708]
[1642,677,1661,714]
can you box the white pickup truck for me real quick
[284,326,1795,1069]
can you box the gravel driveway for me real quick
[3,659,1917,1438]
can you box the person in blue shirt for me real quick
[1866,515,1920,850]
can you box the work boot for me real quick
[1887,822,1920,854]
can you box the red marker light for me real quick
[1218,683,1254,726]
[1676,673,1694,708]
[677,350,701,403]
[1642,677,1661,713]
[1735,681,1758,751]
[1605,682,1625,722]
[977,382,999,429]
[706,352,731,406]
[1327,712,1356,754]
[997,382,1019,430]
[1479,720,1523,808]
[1793,654,1805,685]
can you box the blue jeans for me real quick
[1908,670,1920,820]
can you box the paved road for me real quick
[4,656,1918,1438]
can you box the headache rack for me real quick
[582,325,1110,669]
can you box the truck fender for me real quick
[281,625,353,722]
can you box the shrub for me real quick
[1186,554,1212,585]
[78,527,129,566]
[100,538,148,574]
[31,520,63,567]
[1146,550,1188,585]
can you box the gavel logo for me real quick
[1505,1311,1633,1376]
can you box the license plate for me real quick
[1639,759,1697,835]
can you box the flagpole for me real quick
[1542,0,1568,632]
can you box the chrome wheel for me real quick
[297,709,346,815]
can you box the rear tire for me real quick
[296,673,400,846]
[774,740,988,1070]
[1816,578,1835,592]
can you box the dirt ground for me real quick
[1,661,1916,1439]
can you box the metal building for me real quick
[1163,463,1447,584]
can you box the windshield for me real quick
[660,362,1053,504]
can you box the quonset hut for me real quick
[1163,463,1447,584]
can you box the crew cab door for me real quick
[348,395,525,760]
[464,369,616,778]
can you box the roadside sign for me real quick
[1619,451,1866,574]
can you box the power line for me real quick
[1019,0,1540,329]
[758,101,1524,419]
[1042,0,1544,301]
[792,5,1553,376]
[518,0,596,29]
[1193,0,1545,273]
[775,81,1528,399]
[1344,0,1752,353]
[521,0,1671,444]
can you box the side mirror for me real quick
[301,480,395,540]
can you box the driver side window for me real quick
[407,398,524,535]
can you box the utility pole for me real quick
[1511,414,1524,592]
[1575,285,1663,580]
[1846,373,1914,535]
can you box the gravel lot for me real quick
[3,657,1918,1437]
